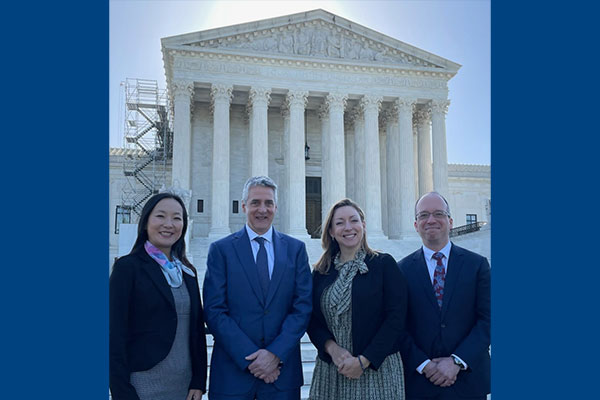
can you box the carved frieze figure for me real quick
[311,29,327,56]
[295,28,312,55]
[278,32,294,53]
[326,33,342,58]
[193,22,437,67]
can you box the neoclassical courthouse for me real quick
[109,9,490,266]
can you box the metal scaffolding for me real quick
[120,78,172,221]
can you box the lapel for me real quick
[415,248,441,314]
[265,229,288,307]
[440,242,464,318]
[232,227,266,306]
[138,250,175,310]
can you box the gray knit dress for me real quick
[130,283,192,400]
[309,252,405,400]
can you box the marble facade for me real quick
[158,9,468,242]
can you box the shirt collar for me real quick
[422,241,452,262]
[245,224,273,244]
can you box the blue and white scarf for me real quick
[144,241,195,288]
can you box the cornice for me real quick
[448,163,491,178]
[164,47,455,84]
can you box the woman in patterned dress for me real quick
[307,198,408,400]
[110,193,207,400]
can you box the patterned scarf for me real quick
[144,241,195,288]
[329,250,369,319]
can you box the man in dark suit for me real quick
[203,176,312,400]
[398,191,490,400]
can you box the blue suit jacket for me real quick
[397,243,490,399]
[203,227,312,396]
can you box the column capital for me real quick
[344,113,353,130]
[348,106,362,122]
[415,107,432,124]
[171,79,195,100]
[379,109,391,128]
[360,94,383,113]
[325,92,348,112]
[431,99,450,115]
[386,105,399,124]
[395,97,417,113]
[210,83,233,104]
[248,86,272,107]
[318,103,329,120]
[280,103,290,118]
[286,89,308,109]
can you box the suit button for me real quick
[441,323,446,328]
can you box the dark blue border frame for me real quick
[4,1,108,397]
[492,2,598,399]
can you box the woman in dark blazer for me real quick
[110,193,207,400]
[307,198,408,400]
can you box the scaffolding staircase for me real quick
[121,79,172,220]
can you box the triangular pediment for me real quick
[161,9,460,72]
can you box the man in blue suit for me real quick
[398,192,490,400]
[203,176,312,400]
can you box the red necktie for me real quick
[432,252,445,308]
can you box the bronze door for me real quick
[305,177,322,238]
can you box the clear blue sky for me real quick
[110,0,490,165]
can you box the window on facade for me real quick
[197,199,204,213]
[466,214,477,226]
[115,206,132,234]
[232,200,239,214]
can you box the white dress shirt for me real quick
[416,241,468,373]
[245,224,275,278]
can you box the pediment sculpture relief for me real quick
[191,24,440,68]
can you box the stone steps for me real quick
[205,332,316,400]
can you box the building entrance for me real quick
[305,177,322,239]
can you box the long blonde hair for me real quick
[313,198,376,274]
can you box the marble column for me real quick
[397,98,417,238]
[413,121,419,200]
[318,103,330,222]
[431,99,450,197]
[325,92,347,211]
[379,112,388,237]
[209,83,233,238]
[279,104,290,234]
[248,87,271,177]
[344,112,355,202]
[416,107,433,196]
[171,80,194,191]
[385,106,401,239]
[352,107,366,210]
[285,90,309,238]
[360,94,386,239]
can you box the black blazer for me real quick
[397,243,490,398]
[307,252,407,369]
[109,249,208,400]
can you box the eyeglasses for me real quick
[415,211,450,221]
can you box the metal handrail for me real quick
[449,222,486,237]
